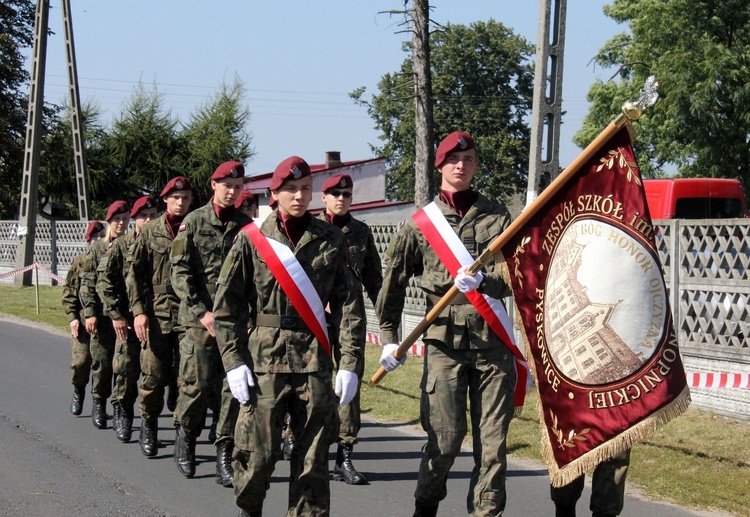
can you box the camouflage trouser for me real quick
[550,449,631,516]
[70,330,92,387]
[234,370,339,516]
[337,376,361,446]
[174,326,238,442]
[415,343,516,517]
[112,328,141,408]
[139,320,180,422]
[90,316,115,401]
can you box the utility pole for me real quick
[61,0,92,221]
[15,0,50,287]
[527,0,567,206]
[412,0,434,209]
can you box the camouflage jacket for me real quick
[79,237,116,319]
[316,212,382,306]
[171,201,250,328]
[214,211,365,375]
[375,193,512,350]
[61,252,86,323]
[127,214,180,333]
[96,231,136,321]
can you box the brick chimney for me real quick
[325,151,342,169]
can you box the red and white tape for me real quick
[0,262,65,284]
[367,333,748,389]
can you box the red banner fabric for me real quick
[500,125,690,486]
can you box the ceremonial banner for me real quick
[500,124,690,486]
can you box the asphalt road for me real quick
[0,317,730,516]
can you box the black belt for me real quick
[152,285,175,295]
[427,293,471,306]
[255,313,309,330]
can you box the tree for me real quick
[39,101,111,219]
[104,82,182,211]
[352,19,534,203]
[0,0,35,218]
[181,77,254,205]
[575,0,750,192]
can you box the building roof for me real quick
[243,157,384,191]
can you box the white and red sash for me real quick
[243,222,331,357]
[413,201,529,410]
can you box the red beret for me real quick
[321,174,353,192]
[160,176,192,197]
[234,189,256,209]
[211,161,245,181]
[269,156,311,191]
[130,195,157,218]
[435,131,475,169]
[105,200,130,222]
[84,221,105,243]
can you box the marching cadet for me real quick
[319,173,382,485]
[235,189,258,219]
[97,195,158,442]
[62,220,106,416]
[80,200,131,430]
[170,161,251,486]
[376,132,517,516]
[213,156,365,516]
[127,177,193,457]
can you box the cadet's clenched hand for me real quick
[379,343,406,372]
[454,265,483,293]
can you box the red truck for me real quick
[643,178,749,219]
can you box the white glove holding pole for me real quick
[380,343,407,372]
[454,265,484,293]
[335,369,358,406]
[226,364,255,404]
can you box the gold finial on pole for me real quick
[615,75,659,126]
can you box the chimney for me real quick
[325,151,342,169]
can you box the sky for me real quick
[34,1,625,176]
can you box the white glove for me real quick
[454,265,484,293]
[226,364,255,404]
[335,369,359,406]
[380,343,407,372]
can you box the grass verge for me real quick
[2,284,748,515]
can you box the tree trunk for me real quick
[412,0,434,209]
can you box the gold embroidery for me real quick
[595,148,642,186]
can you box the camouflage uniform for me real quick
[97,232,140,410]
[79,238,117,402]
[550,449,631,517]
[376,194,517,516]
[170,201,250,442]
[316,212,382,446]
[62,253,91,388]
[127,214,182,424]
[214,212,365,516]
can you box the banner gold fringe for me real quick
[510,297,692,488]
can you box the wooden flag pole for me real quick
[369,77,659,387]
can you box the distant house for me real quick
[243,151,414,224]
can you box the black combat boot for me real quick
[70,385,85,415]
[112,400,122,436]
[413,501,439,517]
[216,439,234,487]
[208,412,219,443]
[238,509,262,517]
[333,442,367,485]
[167,383,178,413]
[174,426,196,477]
[117,404,134,442]
[92,398,107,429]
[139,418,158,457]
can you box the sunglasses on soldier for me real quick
[326,190,352,199]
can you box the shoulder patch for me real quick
[178,224,186,232]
